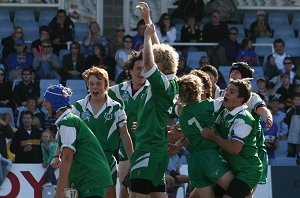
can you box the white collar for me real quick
[227,104,247,116]
[55,109,72,125]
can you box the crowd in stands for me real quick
[1,0,300,197]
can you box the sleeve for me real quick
[231,118,252,144]
[32,55,41,70]
[213,97,224,112]
[167,27,177,43]
[59,125,77,153]
[4,125,14,139]
[115,108,127,128]
[10,132,22,155]
[247,93,265,112]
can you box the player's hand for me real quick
[202,127,216,140]
[265,115,273,130]
[51,156,60,168]
[138,2,151,23]
[144,24,155,37]
[54,190,67,198]
[168,125,184,144]
[168,143,180,156]
[24,144,32,152]
[175,136,190,148]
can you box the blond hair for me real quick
[153,43,178,74]
[178,74,202,104]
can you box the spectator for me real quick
[17,96,46,130]
[272,38,288,72]
[13,68,40,107]
[264,55,280,80]
[132,19,145,51]
[2,113,17,162]
[276,73,295,111]
[1,26,24,66]
[181,15,202,42]
[0,114,14,159]
[41,129,57,186]
[85,43,115,82]
[48,9,74,51]
[6,39,33,81]
[0,68,14,109]
[198,55,210,68]
[236,38,258,66]
[249,11,272,41]
[256,77,267,99]
[114,35,133,82]
[62,41,85,81]
[108,23,125,59]
[260,118,279,165]
[176,51,192,77]
[202,10,229,43]
[282,57,296,84]
[10,111,43,163]
[83,21,110,56]
[200,65,223,98]
[156,13,176,43]
[264,81,278,103]
[269,98,288,139]
[205,0,239,23]
[32,39,61,81]
[284,93,300,157]
[213,27,240,67]
[31,26,51,56]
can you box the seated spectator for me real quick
[0,68,14,109]
[202,10,229,43]
[31,26,51,56]
[260,117,279,165]
[284,93,300,158]
[272,38,289,72]
[2,113,17,162]
[13,68,40,107]
[83,21,110,56]
[32,39,61,81]
[1,26,24,66]
[200,65,222,98]
[114,35,133,81]
[10,111,43,163]
[6,39,33,81]
[85,43,115,82]
[198,55,210,68]
[181,15,202,42]
[156,13,176,43]
[176,51,192,77]
[108,23,125,59]
[264,81,277,103]
[256,77,267,99]
[269,97,288,139]
[212,27,240,67]
[132,19,145,51]
[276,73,295,111]
[282,57,296,84]
[62,41,85,81]
[205,0,239,23]
[48,9,74,51]
[0,113,14,159]
[17,96,46,130]
[249,10,272,41]
[264,54,280,80]
[236,38,258,66]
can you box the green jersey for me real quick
[179,99,223,153]
[56,109,112,196]
[135,66,178,152]
[108,80,150,143]
[73,95,127,153]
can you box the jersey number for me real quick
[188,117,203,134]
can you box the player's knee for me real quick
[225,178,251,198]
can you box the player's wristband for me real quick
[53,155,59,159]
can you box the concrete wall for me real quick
[103,0,123,38]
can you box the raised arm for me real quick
[143,23,155,71]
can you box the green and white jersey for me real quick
[247,93,267,153]
[108,80,150,142]
[73,95,127,153]
[216,105,262,169]
[56,109,112,192]
[179,99,223,153]
[135,65,178,152]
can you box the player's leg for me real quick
[149,185,166,198]
[223,178,251,198]
[105,185,116,198]
[118,160,130,198]
[216,170,234,191]
[190,186,215,198]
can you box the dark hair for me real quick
[22,68,32,74]
[93,43,106,57]
[273,38,285,47]
[157,13,174,37]
[136,19,145,30]
[125,51,143,79]
[27,96,38,104]
[39,25,50,33]
[283,56,293,64]
[230,62,253,79]
[71,41,80,52]
[41,39,52,46]
[229,26,239,33]
[22,110,34,119]
[123,35,133,42]
[241,38,251,49]
[200,65,218,79]
[229,79,252,104]
[57,9,67,15]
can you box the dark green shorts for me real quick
[258,150,268,184]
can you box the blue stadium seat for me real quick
[0,10,10,22]
[175,24,183,42]
[40,79,60,97]
[254,38,274,57]
[243,11,256,30]
[0,107,15,127]
[0,21,13,40]
[66,80,88,105]
[39,10,56,22]
[74,22,89,41]
[59,49,69,64]
[14,10,36,24]
[268,12,289,30]
[186,51,207,69]
[18,21,39,42]
[218,66,231,85]
[273,26,296,39]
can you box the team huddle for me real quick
[43,2,272,198]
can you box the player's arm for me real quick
[139,2,160,45]
[257,106,273,129]
[55,147,73,198]
[203,127,243,155]
[119,125,133,160]
[143,23,155,72]
[51,144,61,168]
